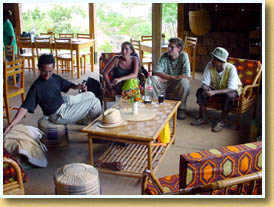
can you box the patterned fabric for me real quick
[227,57,261,87]
[99,53,120,80]
[179,141,262,189]
[38,117,69,148]
[146,174,179,195]
[3,148,28,184]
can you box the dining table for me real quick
[23,38,95,79]
[139,41,168,62]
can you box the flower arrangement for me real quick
[122,88,141,103]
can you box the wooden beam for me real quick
[89,3,95,39]
[177,3,184,40]
[152,3,162,70]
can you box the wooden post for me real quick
[152,3,162,70]
[177,3,184,40]
[89,3,95,39]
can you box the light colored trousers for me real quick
[151,76,190,110]
[49,92,102,124]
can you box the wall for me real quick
[183,3,262,72]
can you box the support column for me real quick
[177,3,185,41]
[152,3,162,71]
[89,3,95,39]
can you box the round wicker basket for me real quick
[54,163,101,195]
[38,117,69,148]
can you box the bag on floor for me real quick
[83,77,102,105]
[157,122,171,144]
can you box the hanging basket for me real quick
[189,9,211,36]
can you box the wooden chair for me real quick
[183,36,198,79]
[34,36,54,57]
[3,58,25,124]
[16,36,37,75]
[54,38,77,78]
[207,57,262,129]
[40,32,55,41]
[143,170,262,195]
[77,33,93,74]
[3,157,25,195]
[59,33,75,38]
[4,45,17,85]
[141,35,152,42]
[130,38,152,72]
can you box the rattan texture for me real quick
[38,117,69,148]
[54,163,100,195]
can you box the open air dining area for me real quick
[3,2,264,197]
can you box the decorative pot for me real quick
[132,102,138,115]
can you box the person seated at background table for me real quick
[190,47,242,132]
[152,37,191,120]
[4,54,101,135]
[102,41,140,97]
[3,9,17,61]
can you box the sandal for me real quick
[212,122,224,132]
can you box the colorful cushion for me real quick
[3,148,28,184]
[145,174,179,195]
[227,57,261,87]
[179,141,262,189]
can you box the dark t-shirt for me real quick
[21,74,76,116]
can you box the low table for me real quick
[82,99,181,179]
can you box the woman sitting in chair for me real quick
[102,41,139,97]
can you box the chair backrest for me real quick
[130,38,142,64]
[4,58,25,95]
[34,37,53,57]
[4,45,15,62]
[54,38,74,58]
[99,52,120,74]
[183,36,198,77]
[16,36,32,56]
[141,35,152,42]
[3,157,25,195]
[77,33,93,39]
[227,57,262,87]
[59,33,75,38]
[179,141,262,192]
[40,32,55,40]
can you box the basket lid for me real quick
[54,163,99,187]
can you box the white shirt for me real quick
[202,62,239,90]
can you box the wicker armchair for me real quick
[207,57,262,129]
[3,157,25,195]
[99,53,146,110]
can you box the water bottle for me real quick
[144,72,153,104]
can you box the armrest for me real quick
[241,84,260,100]
[143,169,165,194]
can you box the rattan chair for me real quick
[3,157,25,195]
[130,38,152,72]
[143,170,262,195]
[183,36,198,79]
[3,58,25,124]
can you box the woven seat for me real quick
[54,163,101,195]
[38,117,69,148]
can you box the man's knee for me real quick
[224,92,237,101]
[196,87,205,97]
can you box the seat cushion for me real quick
[145,174,179,195]
[179,141,262,189]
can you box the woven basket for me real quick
[38,117,69,148]
[54,163,101,195]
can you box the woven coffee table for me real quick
[82,99,181,179]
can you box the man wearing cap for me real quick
[191,47,242,132]
[152,37,191,120]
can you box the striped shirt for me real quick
[154,52,191,76]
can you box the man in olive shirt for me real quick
[152,37,191,120]
[4,54,102,135]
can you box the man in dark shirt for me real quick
[4,54,101,135]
